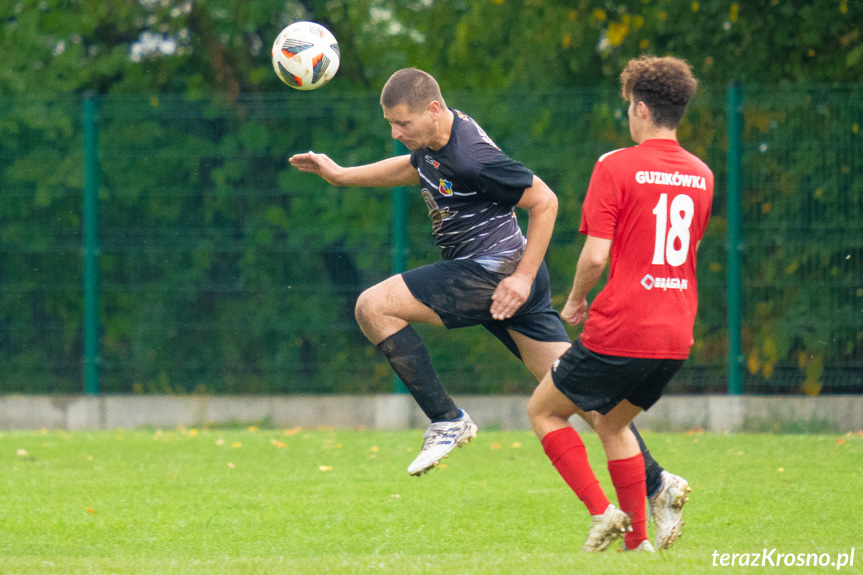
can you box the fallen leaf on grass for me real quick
[86,508,98,514]
[490,443,502,450]
[283,427,302,436]
[16,449,27,456]
[227,462,235,469]
[318,466,333,472]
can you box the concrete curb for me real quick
[0,394,861,433]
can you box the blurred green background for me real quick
[1,0,861,395]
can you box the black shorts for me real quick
[401,259,570,360]
[551,339,685,414]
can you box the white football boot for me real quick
[407,410,477,476]
[649,470,691,550]
[581,504,631,552]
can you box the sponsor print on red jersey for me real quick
[579,139,714,359]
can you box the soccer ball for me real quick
[271,21,340,90]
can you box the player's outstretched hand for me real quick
[560,297,588,326]
[288,151,344,186]
[490,273,532,320]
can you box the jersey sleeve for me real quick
[470,157,535,206]
[409,150,420,169]
[579,160,620,239]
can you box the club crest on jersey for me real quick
[439,179,453,196]
[424,156,440,170]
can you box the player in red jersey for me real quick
[527,56,713,552]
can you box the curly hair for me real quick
[380,68,446,111]
[620,56,698,128]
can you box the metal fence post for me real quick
[392,140,409,394]
[726,83,744,395]
[82,93,101,394]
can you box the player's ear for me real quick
[427,100,441,118]
[636,100,650,120]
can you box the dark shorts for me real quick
[401,259,570,360]
[551,339,685,414]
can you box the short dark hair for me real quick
[380,68,446,111]
[620,56,698,128]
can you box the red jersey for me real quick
[579,139,714,359]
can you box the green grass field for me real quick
[1,426,861,574]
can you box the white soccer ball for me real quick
[271,21,340,90]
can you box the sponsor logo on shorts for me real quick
[641,274,689,291]
[552,359,560,371]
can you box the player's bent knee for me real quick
[354,288,380,329]
[526,394,550,429]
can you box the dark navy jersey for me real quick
[409,109,534,268]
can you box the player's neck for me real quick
[636,126,678,144]
[428,107,455,150]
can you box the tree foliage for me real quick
[3,0,861,98]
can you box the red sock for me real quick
[541,427,610,516]
[608,454,648,549]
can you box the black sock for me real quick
[377,326,460,422]
[630,422,664,497]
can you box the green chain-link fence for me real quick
[734,86,863,393]
[0,86,860,395]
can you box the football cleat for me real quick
[407,410,477,476]
[582,504,631,553]
[649,470,691,550]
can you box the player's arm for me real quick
[490,175,558,321]
[560,235,612,326]
[288,152,420,187]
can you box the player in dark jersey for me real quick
[290,68,569,475]
[289,69,680,504]
[527,56,712,553]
